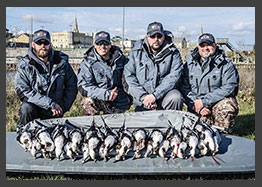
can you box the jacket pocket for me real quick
[94,69,107,84]
[209,72,221,91]
[136,61,149,84]
[188,73,199,94]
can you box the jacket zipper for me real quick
[196,78,199,93]
[208,79,211,92]
[145,64,148,81]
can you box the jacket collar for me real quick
[84,45,123,66]
[187,46,226,66]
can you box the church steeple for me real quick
[200,25,203,35]
[74,16,79,33]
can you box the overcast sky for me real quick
[6,7,255,47]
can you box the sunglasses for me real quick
[35,40,50,46]
[96,41,110,46]
[149,34,163,39]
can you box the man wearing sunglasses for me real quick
[77,31,132,115]
[124,22,183,112]
[14,29,77,129]
[180,33,239,133]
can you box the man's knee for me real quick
[20,102,37,116]
[212,97,239,131]
[18,102,38,126]
[162,89,183,110]
[81,97,100,115]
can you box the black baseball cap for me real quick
[198,33,216,45]
[95,31,111,44]
[147,22,164,36]
[33,29,51,43]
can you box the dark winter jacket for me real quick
[14,47,78,113]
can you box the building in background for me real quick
[174,37,187,49]
[51,17,93,49]
[7,32,31,48]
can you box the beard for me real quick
[34,48,49,59]
[150,42,162,53]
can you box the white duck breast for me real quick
[30,138,41,159]
[158,140,170,161]
[64,142,76,161]
[165,125,182,159]
[150,130,164,153]
[99,116,118,161]
[36,129,55,159]
[114,119,133,162]
[198,139,208,156]
[19,131,32,152]
[188,133,199,161]
[70,130,83,156]
[115,136,132,162]
[88,136,101,162]
[133,128,148,159]
[144,141,153,158]
[101,135,117,161]
[82,142,89,164]
[54,135,66,161]
[177,141,188,159]
[51,125,68,161]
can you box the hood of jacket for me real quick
[132,30,176,59]
[83,45,124,66]
[186,46,226,67]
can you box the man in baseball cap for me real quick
[77,30,132,115]
[124,21,184,112]
[181,33,239,134]
[14,28,77,128]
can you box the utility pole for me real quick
[122,7,125,51]
[30,16,33,47]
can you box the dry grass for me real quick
[6,66,255,140]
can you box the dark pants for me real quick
[135,89,183,112]
[18,102,55,126]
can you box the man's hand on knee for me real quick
[193,99,204,114]
[142,94,156,109]
[51,103,63,117]
[199,107,211,116]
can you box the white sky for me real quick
[6,7,255,47]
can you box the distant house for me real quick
[6,28,13,47]
[7,33,31,48]
[111,36,136,50]
[120,39,136,49]
[174,37,187,49]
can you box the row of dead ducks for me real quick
[16,116,223,165]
